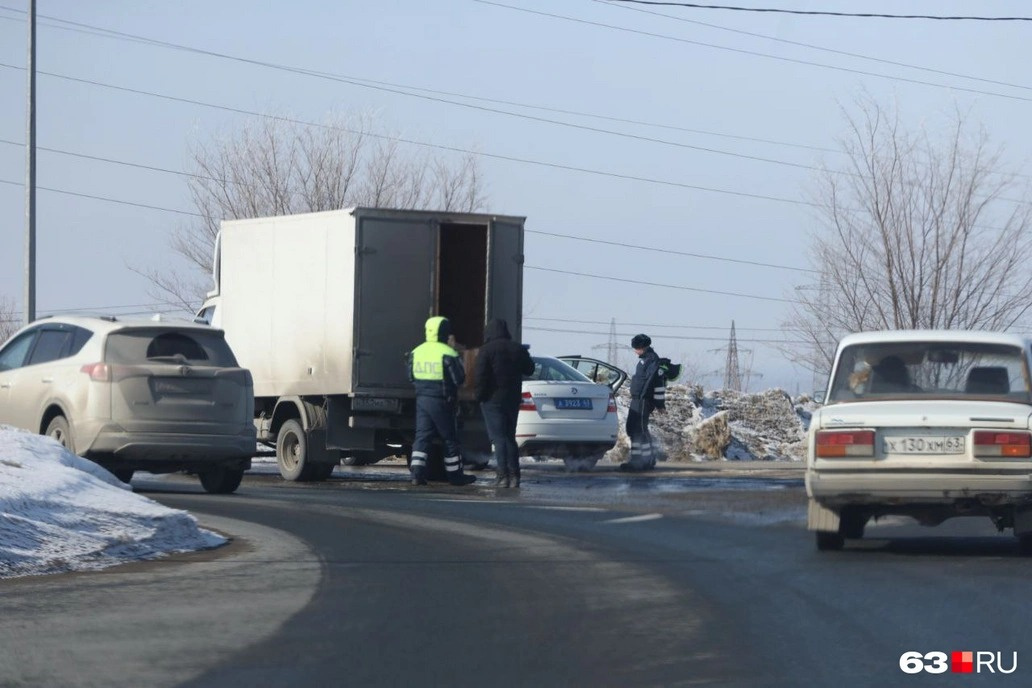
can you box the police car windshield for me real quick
[526,356,592,383]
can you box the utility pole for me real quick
[24,0,36,325]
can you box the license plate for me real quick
[555,398,593,410]
[351,397,401,413]
[883,436,965,454]
[152,378,212,395]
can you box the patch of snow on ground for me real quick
[610,386,818,462]
[0,426,225,579]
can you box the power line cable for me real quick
[473,1,1032,103]
[5,135,1026,209]
[0,141,821,271]
[1,302,171,318]
[525,316,800,332]
[596,0,1032,93]
[602,1,1032,21]
[0,8,838,156]
[527,229,816,272]
[524,324,806,344]
[0,63,813,207]
[0,177,806,304]
[527,266,799,303]
[0,13,831,174]
[5,9,1029,190]
[0,178,201,216]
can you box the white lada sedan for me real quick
[807,330,1032,552]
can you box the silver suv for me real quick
[0,315,256,493]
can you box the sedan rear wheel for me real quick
[839,509,868,540]
[199,466,244,494]
[111,468,134,484]
[45,416,74,454]
[815,531,845,551]
[563,454,602,472]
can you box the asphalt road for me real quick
[2,461,1031,687]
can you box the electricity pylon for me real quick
[723,321,743,392]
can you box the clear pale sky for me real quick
[1,1,1029,392]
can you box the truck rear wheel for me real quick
[277,419,338,482]
[277,419,315,481]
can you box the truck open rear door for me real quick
[488,218,524,341]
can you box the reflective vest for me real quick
[411,341,458,381]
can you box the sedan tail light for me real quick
[519,392,536,412]
[815,429,876,458]
[607,395,617,413]
[973,431,1032,458]
[80,363,111,382]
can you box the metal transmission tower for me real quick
[607,318,618,366]
[589,318,622,369]
[723,321,743,392]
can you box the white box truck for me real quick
[196,207,525,481]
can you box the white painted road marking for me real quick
[531,506,608,512]
[602,513,663,524]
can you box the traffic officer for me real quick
[621,333,666,471]
[407,316,476,486]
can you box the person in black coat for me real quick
[621,333,667,472]
[474,319,535,487]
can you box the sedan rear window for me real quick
[527,357,592,383]
[829,341,1030,403]
[104,329,238,367]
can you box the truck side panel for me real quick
[220,212,357,398]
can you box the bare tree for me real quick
[784,96,1032,375]
[0,295,17,342]
[141,113,487,308]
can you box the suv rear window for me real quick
[104,329,238,367]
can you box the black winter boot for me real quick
[449,472,476,486]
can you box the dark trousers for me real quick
[413,395,461,459]
[626,401,654,468]
[481,399,520,479]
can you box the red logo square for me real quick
[952,651,973,673]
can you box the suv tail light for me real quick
[973,431,1032,458]
[815,429,875,458]
[80,363,111,382]
[607,395,617,413]
[519,392,536,412]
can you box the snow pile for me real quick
[611,386,816,462]
[0,426,225,579]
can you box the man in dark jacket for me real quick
[407,316,476,486]
[621,333,666,472]
[474,319,535,488]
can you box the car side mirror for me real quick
[813,390,826,404]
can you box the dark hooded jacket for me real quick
[629,346,665,411]
[474,319,535,405]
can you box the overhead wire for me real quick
[473,1,1032,103]
[0,63,814,207]
[602,1,1032,22]
[0,177,808,306]
[595,0,1032,93]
